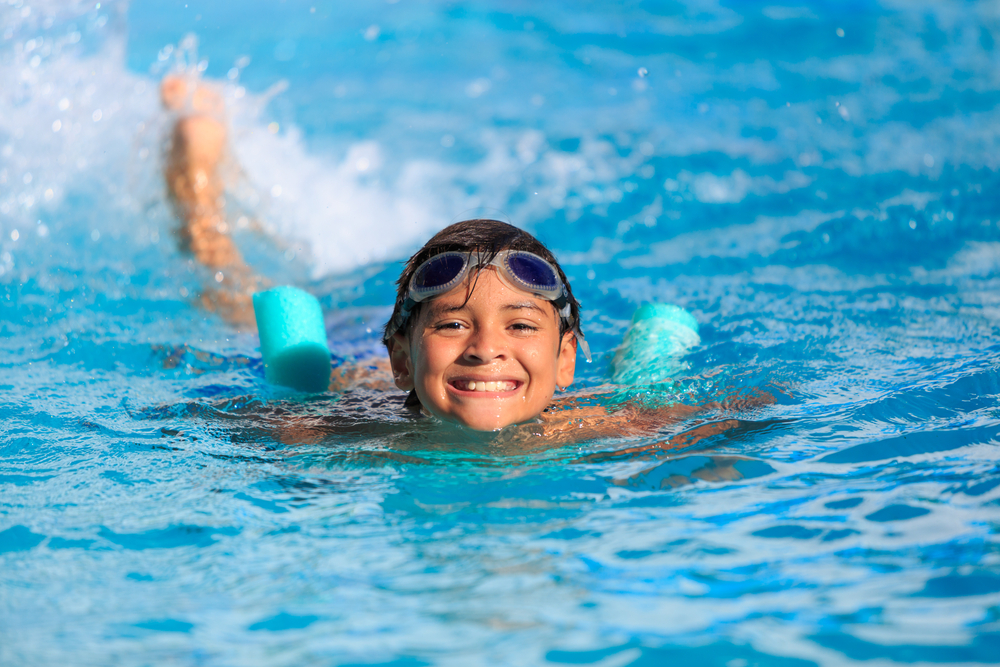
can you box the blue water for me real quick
[3,1,1000,664]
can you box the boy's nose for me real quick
[462,327,508,363]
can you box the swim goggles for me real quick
[387,249,591,361]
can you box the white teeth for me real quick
[461,381,516,392]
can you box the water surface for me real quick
[2,1,1000,665]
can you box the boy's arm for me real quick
[538,388,774,444]
[259,357,397,446]
[574,417,745,462]
[327,356,395,392]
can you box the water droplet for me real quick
[465,78,491,98]
[836,27,845,37]
[215,271,224,283]
[51,120,61,132]
[923,154,934,167]
[637,67,648,77]
[91,230,100,241]
[92,109,102,122]
[10,230,19,241]
[268,122,279,134]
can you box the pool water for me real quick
[3,1,1000,664]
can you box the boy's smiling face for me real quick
[389,268,577,431]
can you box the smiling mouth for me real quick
[449,379,520,393]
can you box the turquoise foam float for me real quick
[252,286,331,392]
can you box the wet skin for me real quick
[389,268,578,431]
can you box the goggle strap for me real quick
[575,329,592,363]
[385,297,417,341]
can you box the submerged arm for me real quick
[538,386,775,446]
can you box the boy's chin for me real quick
[438,407,532,432]
[453,414,518,432]
[416,390,548,432]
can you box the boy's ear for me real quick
[555,331,577,389]
[388,333,415,391]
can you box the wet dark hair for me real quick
[382,218,582,345]
[383,219,583,407]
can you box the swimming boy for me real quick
[237,216,770,476]
[379,218,760,445]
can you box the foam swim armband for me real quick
[609,303,700,402]
[252,286,331,392]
